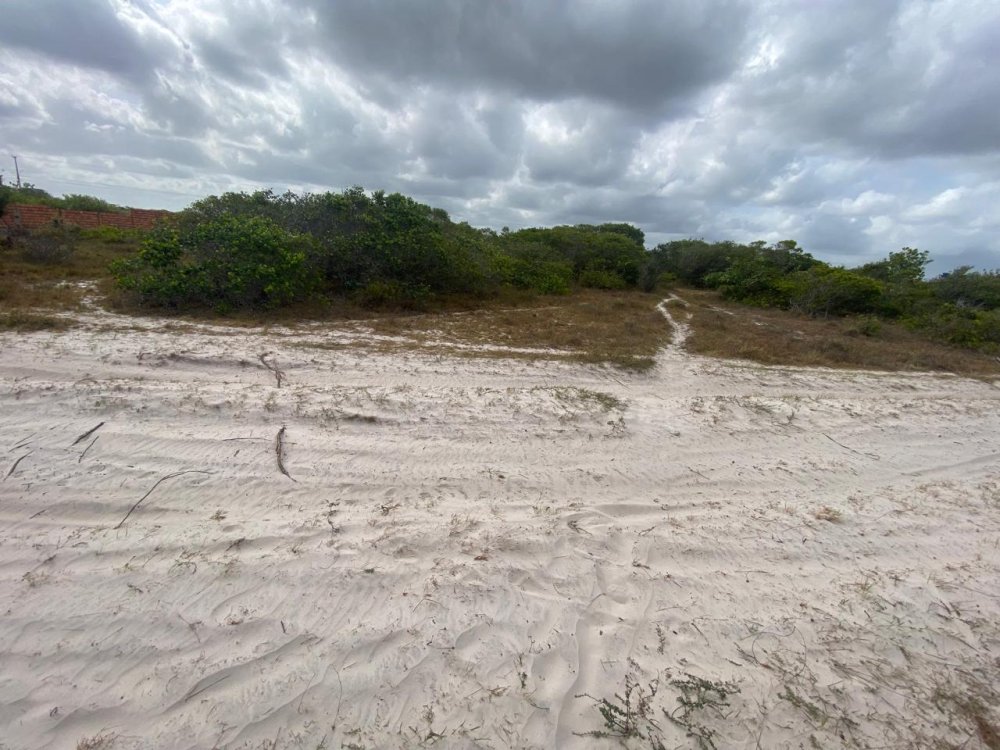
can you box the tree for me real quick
[857,247,930,285]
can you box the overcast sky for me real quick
[1,0,998,272]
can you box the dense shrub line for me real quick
[111,188,650,311]
[108,186,1000,353]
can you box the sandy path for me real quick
[1,306,999,749]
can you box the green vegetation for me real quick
[112,215,320,311]
[0,184,126,213]
[16,224,80,265]
[650,238,1000,354]
[112,188,650,311]
[4,180,997,372]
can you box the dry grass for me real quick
[680,289,1000,379]
[362,290,670,371]
[0,236,138,312]
[0,311,73,331]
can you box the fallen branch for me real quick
[72,421,105,446]
[821,432,878,459]
[275,426,295,481]
[78,436,99,463]
[4,452,31,481]
[114,470,212,529]
[259,353,285,388]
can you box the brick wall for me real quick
[1,203,171,232]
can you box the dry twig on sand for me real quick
[114,470,212,529]
[259,353,285,388]
[275,425,295,481]
[71,421,105,446]
[78,436,99,463]
[822,432,879,459]
[4,452,31,481]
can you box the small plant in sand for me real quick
[579,667,741,750]
[578,671,664,743]
[552,386,626,413]
[606,415,628,437]
[813,505,843,523]
[76,733,115,750]
[664,673,741,750]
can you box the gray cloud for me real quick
[303,0,752,115]
[0,0,158,82]
[0,0,998,270]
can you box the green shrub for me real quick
[507,226,647,287]
[491,244,572,294]
[81,226,134,243]
[112,215,319,311]
[355,279,430,309]
[60,194,124,212]
[906,305,1000,352]
[579,268,627,289]
[778,266,884,317]
[929,267,1000,310]
[17,224,80,265]
[705,259,788,307]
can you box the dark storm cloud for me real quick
[303,0,752,114]
[0,0,157,82]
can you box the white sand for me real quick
[1,304,999,749]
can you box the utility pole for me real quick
[12,155,20,188]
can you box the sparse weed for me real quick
[606,416,628,437]
[553,386,626,413]
[664,673,741,750]
[580,667,740,750]
[579,672,664,743]
[76,733,115,750]
[0,311,72,331]
[813,505,843,523]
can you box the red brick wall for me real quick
[1,203,171,232]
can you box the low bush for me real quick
[779,266,884,317]
[81,226,135,243]
[17,224,80,265]
[579,268,627,290]
[905,305,1000,353]
[112,215,320,311]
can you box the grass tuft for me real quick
[0,311,73,331]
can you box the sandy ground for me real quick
[1,302,999,750]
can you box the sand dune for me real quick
[1,304,998,749]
